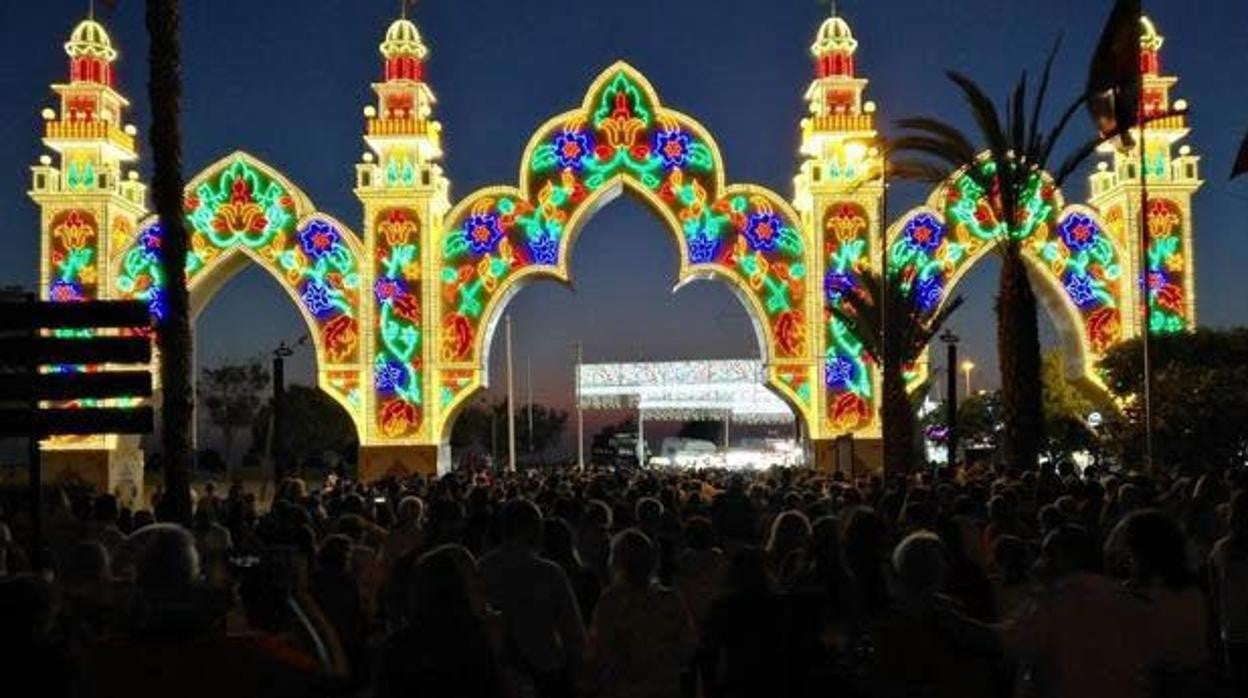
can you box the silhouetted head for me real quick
[542,518,582,568]
[132,524,200,604]
[63,541,110,586]
[1038,524,1096,580]
[397,496,425,526]
[892,531,947,596]
[500,498,543,547]
[610,528,656,588]
[1116,509,1192,590]
[411,544,478,621]
[766,510,812,558]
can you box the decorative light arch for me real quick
[111,152,368,430]
[881,165,1130,391]
[433,63,817,441]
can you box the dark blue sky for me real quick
[2,0,1246,415]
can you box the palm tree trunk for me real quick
[147,0,193,524]
[881,362,916,477]
[996,248,1043,471]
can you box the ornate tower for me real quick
[30,16,147,305]
[354,12,450,477]
[1089,15,1201,336]
[793,12,885,464]
[27,15,148,496]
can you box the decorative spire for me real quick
[380,17,428,81]
[811,15,857,79]
[1140,15,1164,76]
[65,17,117,85]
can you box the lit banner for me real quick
[577,360,794,424]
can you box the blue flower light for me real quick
[914,274,944,313]
[375,360,406,393]
[743,212,783,252]
[463,213,504,256]
[528,233,559,265]
[825,354,857,390]
[1059,213,1100,254]
[301,281,336,317]
[903,214,946,254]
[553,129,593,170]
[824,271,856,303]
[299,219,343,260]
[688,233,719,263]
[1063,272,1098,308]
[653,129,692,169]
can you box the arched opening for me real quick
[444,192,800,468]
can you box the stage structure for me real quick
[28,10,1201,483]
[577,360,795,424]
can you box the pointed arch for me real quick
[434,62,818,442]
[111,151,368,433]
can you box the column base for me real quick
[358,444,446,481]
[811,436,882,476]
[38,441,145,507]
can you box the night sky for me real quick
[2,1,1246,440]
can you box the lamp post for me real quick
[940,329,960,467]
[271,341,294,484]
[961,360,975,399]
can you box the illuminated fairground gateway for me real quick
[30,10,1200,483]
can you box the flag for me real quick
[1233,127,1248,181]
[1086,0,1142,148]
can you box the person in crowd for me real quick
[584,528,695,698]
[1210,489,1248,690]
[764,509,812,587]
[869,531,999,698]
[543,517,601,622]
[699,546,791,698]
[374,546,506,698]
[479,498,586,698]
[81,524,340,697]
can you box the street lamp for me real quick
[961,359,975,398]
[939,329,960,467]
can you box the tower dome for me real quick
[1140,16,1164,52]
[1139,16,1165,75]
[812,16,858,56]
[65,19,117,62]
[381,18,428,60]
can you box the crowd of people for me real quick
[1,460,1246,697]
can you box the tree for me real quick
[250,385,358,469]
[891,41,1109,472]
[1041,352,1097,462]
[1100,329,1248,471]
[450,399,569,457]
[830,269,963,475]
[147,0,193,523]
[199,360,269,469]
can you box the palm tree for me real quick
[830,270,963,475]
[147,0,192,523]
[891,41,1104,471]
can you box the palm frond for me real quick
[1010,73,1028,157]
[894,117,981,165]
[947,71,1009,162]
[1039,91,1091,169]
[1028,34,1064,158]
[889,159,956,184]
[1052,132,1107,186]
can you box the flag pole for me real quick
[1137,109,1155,472]
[506,314,516,472]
